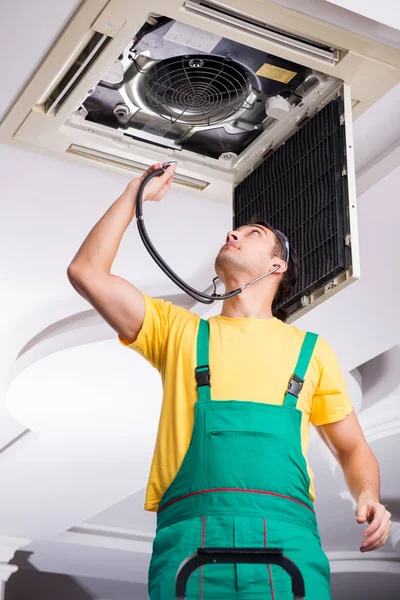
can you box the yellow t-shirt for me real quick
[119,294,353,511]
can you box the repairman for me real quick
[67,163,392,599]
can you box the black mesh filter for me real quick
[234,98,350,317]
[144,55,251,126]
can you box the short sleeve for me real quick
[118,293,172,372]
[310,336,354,426]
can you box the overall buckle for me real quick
[286,374,304,398]
[195,365,211,387]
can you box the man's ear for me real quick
[272,260,288,274]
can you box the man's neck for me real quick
[219,283,275,320]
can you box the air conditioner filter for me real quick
[233,97,350,318]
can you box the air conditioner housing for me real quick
[1,0,399,318]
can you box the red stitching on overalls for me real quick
[158,488,315,513]
[268,566,276,600]
[200,516,206,599]
[264,518,276,600]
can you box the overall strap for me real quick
[283,332,319,408]
[195,318,212,403]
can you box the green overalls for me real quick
[148,319,331,599]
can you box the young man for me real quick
[68,164,391,599]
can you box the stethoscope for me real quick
[136,162,289,304]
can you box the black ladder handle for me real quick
[175,547,305,599]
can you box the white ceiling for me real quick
[1,1,400,599]
[0,0,84,122]
[270,0,400,47]
[326,0,400,31]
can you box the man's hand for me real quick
[124,162,176,204]
[356,497,392,552]
[316,413,392,553]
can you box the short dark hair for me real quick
[245,217,300,322]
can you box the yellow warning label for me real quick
[256,63,297,84]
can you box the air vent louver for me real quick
[45,32,112,115]
[67,145,210,191]
[185,0,340,64]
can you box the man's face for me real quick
[214,224,279,282]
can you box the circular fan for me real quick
[144,55,251,126]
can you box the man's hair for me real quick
[245,216,300,322]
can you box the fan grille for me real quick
[144,55,251,126]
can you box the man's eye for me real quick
[251,229,260,235]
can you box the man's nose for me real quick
[226,230,239,243]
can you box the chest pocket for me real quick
[206,406,289,438]
[205,406,291,493]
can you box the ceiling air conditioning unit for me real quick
[1,0,399,319]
